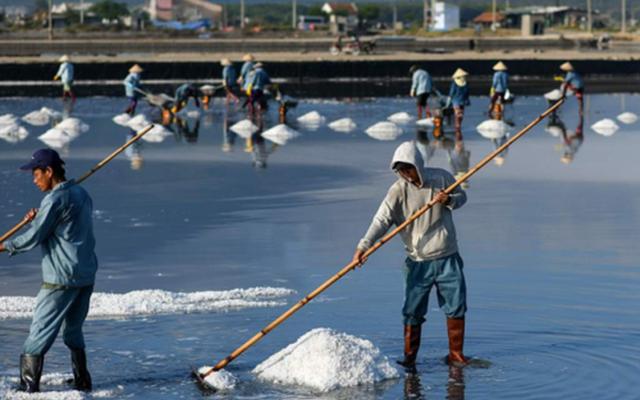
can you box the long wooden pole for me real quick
[0,124,154,244]
[200,99,565,380]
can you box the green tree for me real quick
[89,0,130,21]
[359,5,381,22]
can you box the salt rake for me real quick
[194,100,565,391]
[0,124,154,243]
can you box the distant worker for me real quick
[559,62,584,115]
[447,68,470,141]
[172,83,200,114]
[53,55,75,103]
[489,61,508,118]
[237,54,255,95]
[248,63,272,114]
[123,64,144,115]
[409,65,435,119]
[0,149,97,393]
[221,58,239,104]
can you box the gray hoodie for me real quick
[357,141,466,261]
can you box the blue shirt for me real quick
[564,71,583,89]
[56,62,74,84]
[411,69,433,96]
[222,65,237,88]
[240,61,254,90]
[250,68,271,91]
[175,83,197,101]
[124,73,142,98]
[448,82,470,107]
[492,71,508,93]
[3,180,98,287]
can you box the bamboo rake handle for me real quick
[201,99,565,377]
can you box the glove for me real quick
[489,87,495,97]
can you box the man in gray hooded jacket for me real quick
[352,141,468,373]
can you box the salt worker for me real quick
[248,63,272,114]
[409,65,434,119]
[352,140,469,373]
[559,61,584,115]
[447,68,470,141]
[172,83,201,114]
[123,64,144,115]
[488,61,508,117]
[221,58,239,104]
[237,53,255,96]
[53,55,75,103]
[0,149,97,393]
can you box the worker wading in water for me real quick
[409,65,435,120]
[53,55,75,103]
[447,69,470,141]
[352,141,469,373]
[123,64,144,115]
[0,149,97,393]
[172,83,201,114]
[221,58,239,104]
[247,63,272,115]
[559,61,584,116]
[488,61,509,118]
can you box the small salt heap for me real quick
[416,117,434,127]
[230,119,259,138]
[261,124,300,145]
[38,128,72,148]
[476,119,511,139]
[22,109,52,126]
[591,118,619,137]
[196,367,238,391]
[253,328,399,392]
[617,112,638,125]
[113,113,132,127]
[127,114,153,132]
[365,121,403,141]
[544,89,563,101]
[0,124,29,144]
[141,125,172,143]
[387,112,414,124]
[328,117,357,133]
[0,113,18,126]
[297,111,326,125]
[56,117,89,138]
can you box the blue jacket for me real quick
[250,68,271,91]
[240,61,254,90]
[175,83,197,101]
[124,73,142,98]
[564,71,583,89]
[411,69,433,96]
[492,71,508,93]
[56,62,74,84]
[222,65,238,88]
[3,180,98,287]
[448,82,470,107]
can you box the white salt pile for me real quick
[0,113,18,126]
[387,112,414,124]
[40,107,62,119]
[200,84,216,95]
[617,111,638,125]
[416,117,434,127]
[22,110,52,126]
[591,118,619,137]
[0,124,29,144]
[297,111,326,125]
[261,124,300,145]
[328,117,357,133]
[365,121,403,141]
[253,328,399,392]
[544,89,563,101]
[38,128,72,148]
[141,125,172,143]
[127,114,152,132]
[230,119,259,138]
[476,119,511,139]
[0,287,295,320]
[112,113,132,127]
[55,118,89,138]
[196,367,238,391]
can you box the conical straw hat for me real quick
[560,61,574,71]
[129,64,143,73]
[220,58,231,66]
[59,55,70,62]
[452,68,468,79]
[242,53,255,61]
[493,61,507,71]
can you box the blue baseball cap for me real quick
[20,148,65,171]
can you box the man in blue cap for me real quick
[0,149,97,393]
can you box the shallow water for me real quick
[1,93,639,399]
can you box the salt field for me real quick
[1,93,639,399]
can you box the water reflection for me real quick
[402,366,466,400]
[546,110,585,164]
[124,129,144,170]
[416,128,470,188]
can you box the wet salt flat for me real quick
[0,93,639,399]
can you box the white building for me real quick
[432,2,459,31]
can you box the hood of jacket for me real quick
[390,141,427,188]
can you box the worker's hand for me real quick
[410,90,415,97]
[489,87,495,97]
[352,249,367,268]
[24,208,38,223]
[434,191,450,205]
[53,75,59,81]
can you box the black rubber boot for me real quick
[70,348,92,391]
[19,354,43,393]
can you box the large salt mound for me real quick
[253,328,399,392]
[328,117,356,133]
[387,112,414,124]
[365,121,403,141]
[261,124,300,145]
[476,119,511,139]
[196,367,238,391]
[544,89,563,101]
[55,118,89,138]
[230,119,259,138]
[0,287,295,320]
[617,111,638,125]
[297,111,326,125]
[591,118,619,137]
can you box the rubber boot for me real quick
[447,318,469,367]
[19,354,43,393]
[396,324,421,373]
[70,348,92,392]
